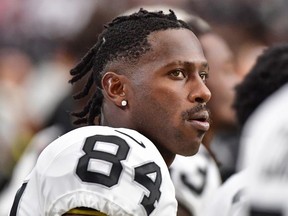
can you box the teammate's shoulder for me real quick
[218,170,248,195]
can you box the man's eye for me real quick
[170,69,186,79]
[199,72,209,82]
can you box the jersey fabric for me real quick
[204,84,288,216]
[10,126,177,216]
[242,84,288,216]
[203,169,249,216]
[170,145,222,216]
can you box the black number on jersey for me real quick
[180,166,207,195]
[135,162,162,215]
[76,135,129,187]
[76,134,162,215]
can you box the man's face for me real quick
[126,29,211,156]
[200,33,241,129]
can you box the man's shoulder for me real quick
[24,125,177,215]
[37,126,163,169]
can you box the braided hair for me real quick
[69,8,191,125]
[233,43,288,128]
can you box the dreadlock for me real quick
[233,43,288,128]
[69,8,192,125]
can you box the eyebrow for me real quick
[163,61,209,70]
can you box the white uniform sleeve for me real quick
[242,84,288,216]
[10,126,177,216]
[203,170,249,216]
[204,84,288,216]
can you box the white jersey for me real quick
[170,145,222,216]
[203,169,249,216]
[240,83,288,216]
[10,126,177,216]
[204,84,288,216]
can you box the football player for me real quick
[204,44,288,216]
[10,8,211,216]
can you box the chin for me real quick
[179,144,200,156]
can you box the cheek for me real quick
[135,86,181,122]
[149,89,176,115]
[130,90,176,140]
[151,86,183,112]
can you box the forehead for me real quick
[141,28,207,67]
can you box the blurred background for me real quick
[0,0,287,213]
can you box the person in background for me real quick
[10,8,211,216]
[200,29,242,182]
[186,0,268,79]
[185,0,268,180]
[0,47,35,191]
[170,7,240,216]
[237,83,288,216]
[203,43,288,216]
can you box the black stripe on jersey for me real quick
[232,188,245,204]
[9,182,28,216]
[115,130,145,148]
[180,166,207,195]
[249,206,283,216]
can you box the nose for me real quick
[188,79,211,103]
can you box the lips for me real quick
[186,111,210,131]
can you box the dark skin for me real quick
[175,33,238,216]
[101,29,211,166]
[64,29,211,216]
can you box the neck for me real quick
[101,108,175,167]
[155,143,176,167]
[164,154,176,167]
[100,104,133,128]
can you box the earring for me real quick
[121,100,127,107]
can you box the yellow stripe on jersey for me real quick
[65,208,108,216]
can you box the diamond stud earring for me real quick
[121,100,127,107]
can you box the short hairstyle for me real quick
[69,9,192,125]
[233,43,288,127]
[123,5,211,37]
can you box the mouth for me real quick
[186,111,210,132]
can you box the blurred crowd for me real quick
[0,0,288,215]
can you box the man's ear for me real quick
[101,72,127,106]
